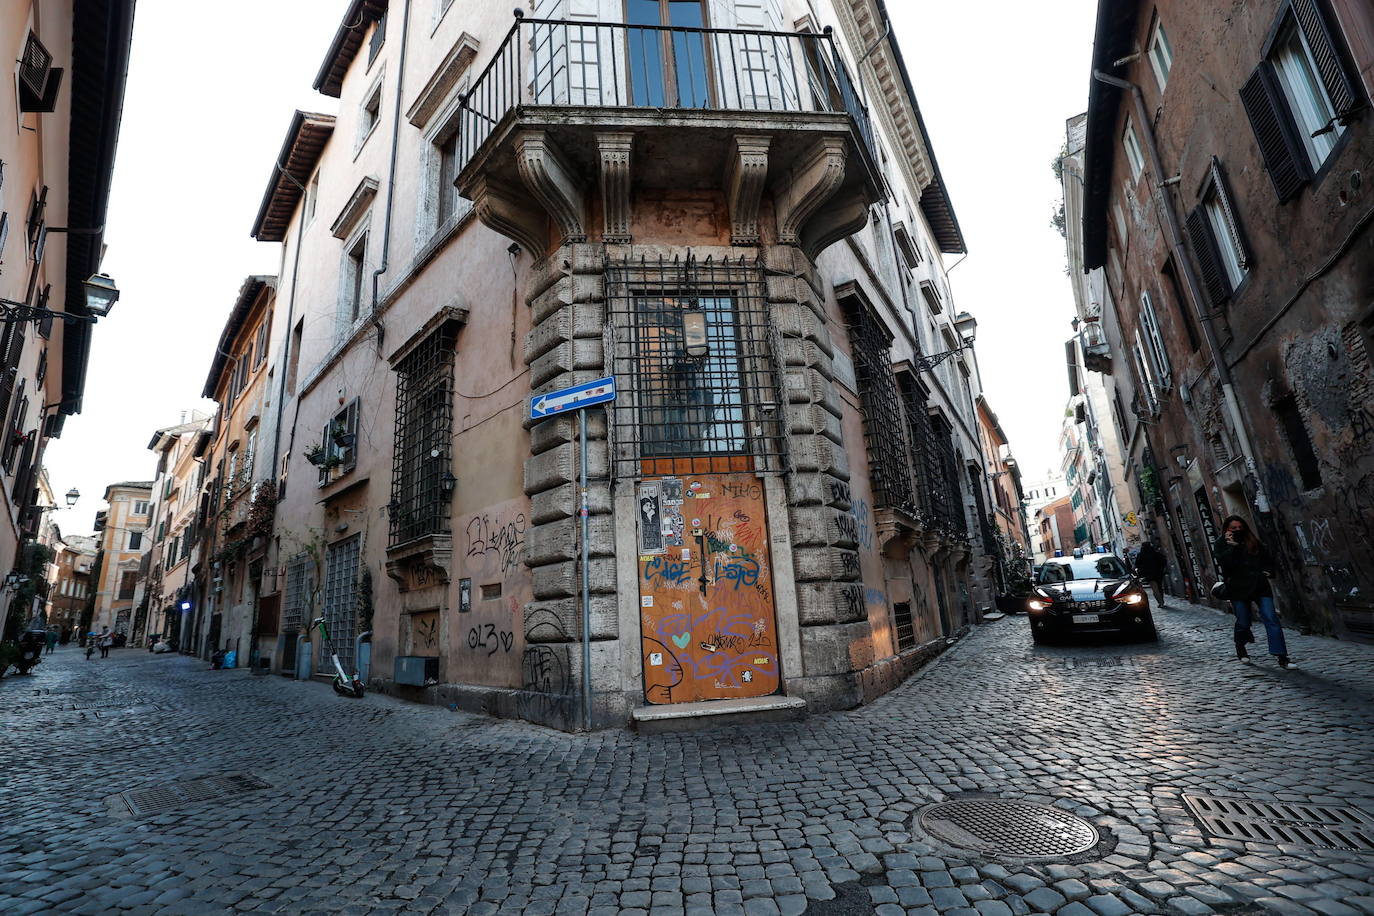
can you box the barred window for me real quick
[899,372,964,535]
[842,293,914,510]
[322,535,360,674]
[389,324,456,545]
[282,553,310,631]
[607,255,784,479]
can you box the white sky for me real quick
[45,0,1097,537]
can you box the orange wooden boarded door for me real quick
[637,472,780,704]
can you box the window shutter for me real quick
[1239,67,1308,201]
[1208,158,1251,272]
[1185,207,1230,306]
[1291,0,1364,119]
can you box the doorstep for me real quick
[631,695,807,734]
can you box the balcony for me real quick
[455,15,885,258]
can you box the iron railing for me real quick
[457,15,879,180]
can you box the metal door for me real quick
[637,472,780,704]
[322,535,360,674]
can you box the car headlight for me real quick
[1027,599,1049,611]
[1115,591,1145,605]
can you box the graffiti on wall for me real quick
[638,473,780,704]
[457,499,531,687]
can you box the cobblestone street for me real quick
[3,599,1372,916]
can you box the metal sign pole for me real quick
[579,408,592,732]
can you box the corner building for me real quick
[257,0,994,729]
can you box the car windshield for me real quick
[1038,556,1130,583]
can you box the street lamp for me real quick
[64,488,79,507]
[915,313,978,373]
[0,273,119,325]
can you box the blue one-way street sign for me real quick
[530,375,616,420]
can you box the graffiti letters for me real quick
[828,480,852,507]
[466,623,514,656]
[720,481,762,500]
[644,555,692,586]
[465,512,527,574]
[714,555,760,590]
[839,583,864,619]
[838,550,860,578]
[518,645,571,724]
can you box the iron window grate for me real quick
[898,373,966,537]
[282,553,309,631]
[390,324,456,545]
[1183,793,1374,853]
[893,601,915,653]
[120,773,271,817]
[606,255,784,480]
[844,298,914,510]
[322,535,361,675]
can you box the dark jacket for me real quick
[1213,537,1275,600]
[1133,545,1166,579]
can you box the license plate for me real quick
[1072,614,1100,624]
[1078,600,1107,609]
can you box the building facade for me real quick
[245,0,1006,730]
[1035,494,1076,563]
[1081,0,1374,633]
[0,2,134,640]
[194,278,278,666]
[975,396,1030,591]
[136,414,211,648]
[45,532,95,639]
[89,482,151,635]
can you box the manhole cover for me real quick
[1184,793,1374,853]
[120,773,271,817]
[918,799,1099,858]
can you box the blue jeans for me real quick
[1232,596,1288,656]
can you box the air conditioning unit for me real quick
[18,33,63,113]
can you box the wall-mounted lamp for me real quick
[682,308,709,358]
[65,487,80,507]
[180,600,192,612]
[440,471,457,496]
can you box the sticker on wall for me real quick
[641,595,654,607]
[660,478,683,505]
[458,578,472,613]
[689,481,702,491]
[664,507,685,547]
[638,483,664,554]
[648,652,663,667]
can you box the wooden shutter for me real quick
[1239,66,1308,201]
[1292,0,1364,118]
[1209,158,1251,272]
[1186,207,1231,306]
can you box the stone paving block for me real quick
[1254,898,1320,915]
[975,902,1014,916]
[1022,887,1066,911]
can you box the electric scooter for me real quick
[311,616,365,698]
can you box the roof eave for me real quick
[313,0,387,98]
[251,111,335,242]
[202,276,275,399]
[874,0,967,255]
[1082,0,1139,270]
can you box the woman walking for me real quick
[1213,516,1296,669]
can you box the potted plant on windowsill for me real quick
[304,444,327,467]
[329,422,355,450]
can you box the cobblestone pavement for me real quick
[3,597,1373,916]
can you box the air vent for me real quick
[1184,793,1374,853]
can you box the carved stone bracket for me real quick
[596,132,634,244]
[873,506,921,559]
[773,136,847,248]
[724,133,771,245]
[471,175,548,257]
[801,193,870,261]
[515,130,588,246]
[384,534,454,595]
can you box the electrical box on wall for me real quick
[394,655,438,686]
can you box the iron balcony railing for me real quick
[458,14,880,182]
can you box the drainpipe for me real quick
[1090,70,1269,514]
[368,0,414,354]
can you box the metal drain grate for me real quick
[918,799,1099,858]
[120,773,271,817]
[1183,793,1374,853]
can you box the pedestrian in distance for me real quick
[44,627,59,654]
[1213,515,1296,670]
[1132,542,1168,607]
[98,628,112,659]
[85,638,95,661]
